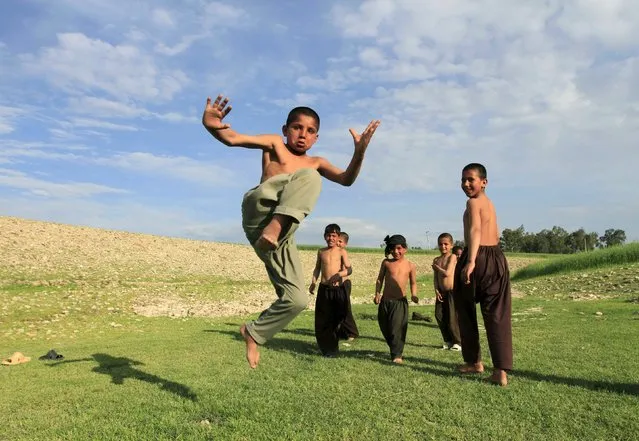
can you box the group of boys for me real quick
[202,95,512,386]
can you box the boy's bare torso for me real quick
[382,258,414,300]
[463,194,500,246]
[434,254,455,292]
[319,247,345,285]
[261,148,320,182]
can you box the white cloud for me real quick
[20,33,190,102]
[273,93,319,108]
[93,152,236,186]
[0,105,24,134]
[0,168,128,198]
[67,118,139,131]
[152,8,175,28]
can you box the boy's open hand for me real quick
[349,120,381,154]
[202,95,232,130]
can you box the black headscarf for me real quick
[384,234,407,256]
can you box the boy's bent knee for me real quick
[289,292,308,313]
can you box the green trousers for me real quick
[241,168,322,345]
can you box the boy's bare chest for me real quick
[320,249,341,265]
[264,152,318,179]
[386,261,410,279]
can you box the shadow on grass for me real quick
[46,353,197,401]
[511,369,639,396]
[207,326,639,396]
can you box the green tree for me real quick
[599,229,626,248]
[500,225,525,252]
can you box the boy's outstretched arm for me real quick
[202,95,280,150]
[317,120,381,186]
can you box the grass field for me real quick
[1,218,638,440]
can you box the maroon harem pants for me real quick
[454,246,513,370]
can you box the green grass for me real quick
[2,249,638,440]
[1,298,638,440]
[513,243,639,281]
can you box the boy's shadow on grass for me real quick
[46,353,197,401]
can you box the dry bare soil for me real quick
[0,216,541,321]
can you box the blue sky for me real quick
[1,0,638,248]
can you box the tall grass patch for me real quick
[512,243,639,281]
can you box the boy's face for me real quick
[337,237,348,248]
[454,248,463,258]
[461,169,487,198]
[438,238,452,255]
[390,244,406,259]
[324,232,339,247]
[282,115,319,155]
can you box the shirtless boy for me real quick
[432,233,461,351]
[374,234,418,364]
[309,224,352,356]
[454,163,513,386]
[337,232,359,341]
[202,95,380,368]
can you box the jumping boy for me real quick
[374,234,418,364]
[309,224,352,356]
[337,231,359,341]
[432,233,461,351]
[455,163,512,386]
[202,95,380,368]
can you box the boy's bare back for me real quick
[379,258,416,300]
[463,194,499,246]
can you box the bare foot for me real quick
[489,369,508,387]
[240,324,260,369]
[255,234,278,252]
[392,357,403,364]
[458,362,484,374]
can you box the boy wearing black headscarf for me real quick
[374,234,419,364]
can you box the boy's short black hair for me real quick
[286,107,320,130]
[462,163,487,179]
[324,224,341,235]
[339,232,349,243]
[437,233,453,244]
[452,245,463,253]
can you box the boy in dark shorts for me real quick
[454,163,513,386]
[432,232,461,351]
[309,224,352,356]
[337,231,359,341]
[374,234,419,364]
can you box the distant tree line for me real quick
[498,226,626,254]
